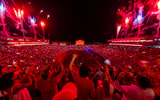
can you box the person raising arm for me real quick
[69,54,96,100]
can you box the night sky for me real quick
[30,0,118,43]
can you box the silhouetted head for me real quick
[136,75,151,89]
[155,55,160,67]
[0,65,2,75]
[0,72,14,90]
[41,70,49,80]
[79,64,89,78]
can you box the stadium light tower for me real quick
[40,21,45,39]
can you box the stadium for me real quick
[0,0,160,100]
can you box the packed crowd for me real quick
[0,44,160,100]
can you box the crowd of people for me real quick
[0,44,160,100]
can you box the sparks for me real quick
[0,3,5,13]
[30,17,36,24]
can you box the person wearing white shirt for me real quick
[114,75,155,100]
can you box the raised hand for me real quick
[72,53,78,59]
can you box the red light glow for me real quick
[13,8,17,17]
[157,0,160,10]
[40,21,45,27]
[125,17,130,25]
[21,10,24,15]
[13,8,24,18]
